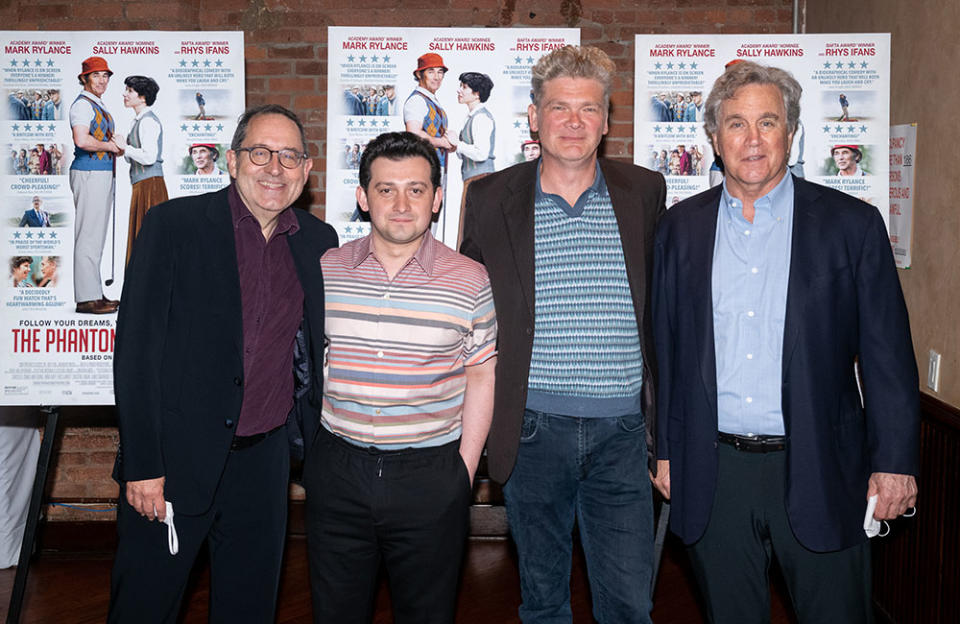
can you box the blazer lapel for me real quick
[501,163,537,320]
[782,177,823,380]
[203,191,244,357]
[687,187,722,416]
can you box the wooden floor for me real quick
[1,534,797,623]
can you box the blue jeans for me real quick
[503,409,654,624]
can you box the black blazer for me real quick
[653,176,919,552]
[112,187,338,514]
[461,158,667,484]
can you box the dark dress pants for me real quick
[107,428,290,624]
[687,442,872,624]
[305,427,471,624]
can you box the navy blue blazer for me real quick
[653,176,919,552]
[19,209,49,227]
[112,187,337,514]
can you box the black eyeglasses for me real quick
[235,146,307,169]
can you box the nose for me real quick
[566,109,583,128]
[265,151,284,175]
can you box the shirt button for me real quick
[747,310,755,317]
[375,409,381,415]
[224,419,234,428]
[377,350,384,358]
[746,397,753,404]
[751,267,759,274]
[233,376,242,386]
[744,229,751,236]
[383,293,390,300]
[746,353,753,360]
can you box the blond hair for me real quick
[531,45,615,109]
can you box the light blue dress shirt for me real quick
[712,172,794,436]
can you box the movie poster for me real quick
[325,26,579,248]
[1,31,244,405]
[888,123,916,269]
[633,34,891,228]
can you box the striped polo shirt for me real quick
[321,231,497,449]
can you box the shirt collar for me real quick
[535,160,606,217]
[720,170,793,222]
[228,182,300,237]
[81,91,105,106]
[134,106,152,120]
[415,86,441,105]
[351,229,439,276]
[467,103,487,118]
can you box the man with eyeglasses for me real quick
[107,104,338,623]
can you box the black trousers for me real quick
[305,427,471,624]
[107,429,290,624]
[687,443,872,624]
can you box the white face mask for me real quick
[864,494,916,538]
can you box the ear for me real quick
[709,132,723,160]
[528,102,539,134]
[431,185,442,214]
[356,185,370,214]
[226,149,238,179]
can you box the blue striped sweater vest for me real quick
[71,94,115,172]
[526,173,643,418]
[127,111,164,184]
[459,107,495,180]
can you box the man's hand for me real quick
[436,135,455,151]
[650,459,671,499]
[867,472,917,520]
[126,476,166,521]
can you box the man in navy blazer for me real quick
[652,62,919,623]
[18,196,51,227]
[107,105,337,623]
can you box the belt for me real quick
[230,424,284,451]
[718,432,786,453]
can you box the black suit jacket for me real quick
[112,186,338,514]
[653,176,919,552]
[461,158,667,484]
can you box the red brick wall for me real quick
[4,0,795,520]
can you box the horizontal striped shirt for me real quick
[321,231,497,448]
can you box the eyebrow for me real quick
[374,180,428,187]
[725,111,781,119]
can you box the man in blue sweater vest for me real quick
[461,45,666,623]
[69,56,123,314]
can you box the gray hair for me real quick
[231,104,308,154]
[703,61,802,138]
[531,45,615,109]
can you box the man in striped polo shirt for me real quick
[305,131,497,623]
[461,46,666,623]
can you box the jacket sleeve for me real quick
[652,222,674,462]
[113,207,176,482]
[459,181,485,265]
[855,208,920,476]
